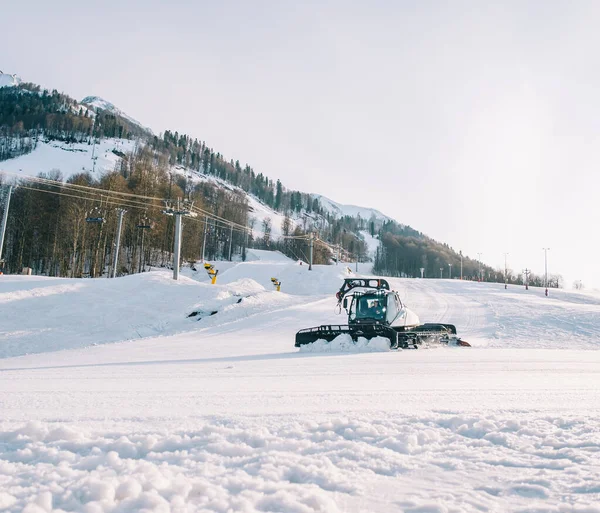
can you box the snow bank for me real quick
[219,261,351,296]
[0,271,298,358]
[300,334,391,352]
[1,412,599,512]
[244,248,294,262]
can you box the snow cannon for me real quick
[295,278,471,349]
[271,277,281,292]
[204,263,218,284]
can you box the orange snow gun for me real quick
[271,277,281,292]
[204,263,218,284]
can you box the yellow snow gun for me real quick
[204,263,218,284]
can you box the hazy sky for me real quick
[3,0,599,287]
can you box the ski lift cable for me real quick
[2,171,166,202]
[7,172,314,241]
[16,184,155,211]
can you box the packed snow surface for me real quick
[2,259,600,512]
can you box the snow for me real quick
[0,137,297,241]
[173,165,297,240]
[244,248,294,262]
[81,96,150,133]
[2,262,600,511]
[299,334,392,352]
[246,192,295,239]
[313,193,391,222]
[0,71,21,88]
[0,138,136,179]
[360,229,380,258]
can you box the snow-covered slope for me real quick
[2,266,600,512]
[245,248,294,262]
[174,165,298,239]
[0,71,21,88]
[314,193,392,222]
[360,229,380,258]
[0,137,296,239]
[81,96,150,132]
[4,264,600,360]
[0,138,136,178]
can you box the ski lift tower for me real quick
[523,268,531,290]
[136,217,152,273]
[0,185,13,269]
[543,248,550,296]
[162,199,197,280]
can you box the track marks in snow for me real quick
[390,278,600,348]
[1,413,599,513]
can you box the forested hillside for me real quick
[0,79,530,285]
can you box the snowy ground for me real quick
[0,138,137,180]
[2,258,600,512]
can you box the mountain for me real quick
[0,73,504,282]
[81,96,150,133]
[0,71,21,88]
[313,194,391,223]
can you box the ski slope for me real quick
[2,258,600,512]
[0,138,137,178]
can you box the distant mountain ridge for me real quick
[312,194,391,224]
[0,71,21,88]
[81,96,151,133]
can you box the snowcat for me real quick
[295,278,470,349]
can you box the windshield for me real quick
[354,294,386,321]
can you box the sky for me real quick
[2,0,599,287]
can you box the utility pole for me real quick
[336,244,340,265]
[503,252,509,289]
[201,215,208,262]
[543,248,550,296]
[523,268,530,290]
[448,263,452,279]
[477,252,483,282]
[111,209,126,278]
[440,267,443,279]
[228,223,233,261]
[0,185,13,268]
[163,199,196,280]
[308,232,314,271]
[420,267,425,279]
[460,251,463,280]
